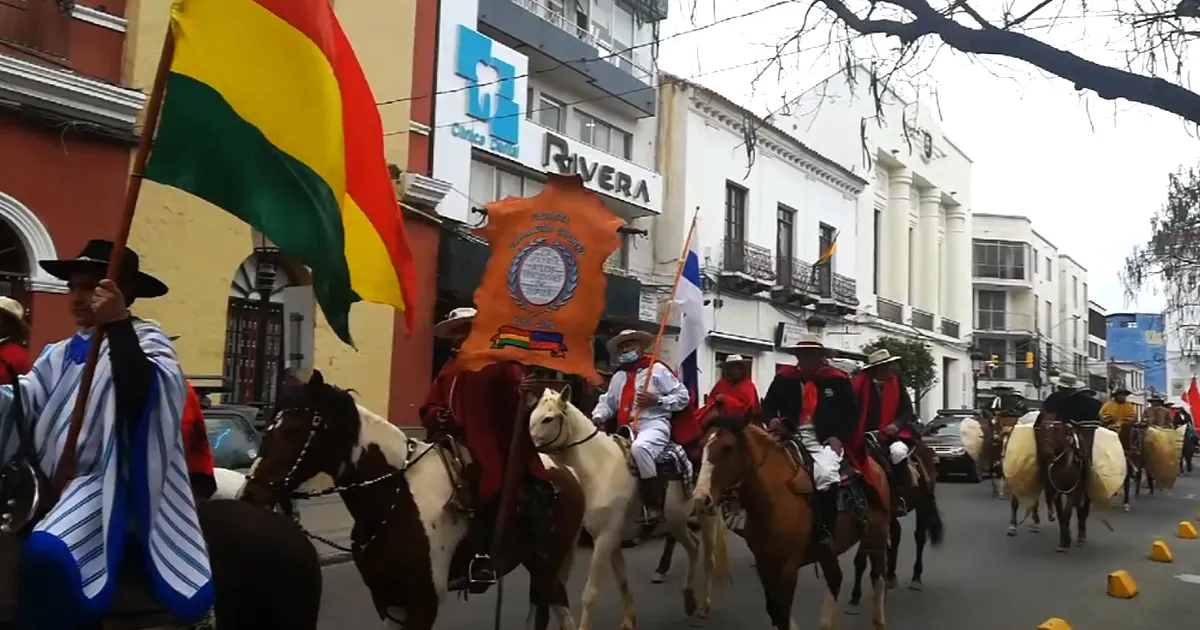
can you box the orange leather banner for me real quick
[451,174,623,383]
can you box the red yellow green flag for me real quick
[144,0,417,344]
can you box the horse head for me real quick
[1036,416,1073,459]
[528,385,597,452]
[693,411,762,511]
[242,369,365,507]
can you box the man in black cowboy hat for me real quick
[0,239,213,629]
[1038,374,1102,470]
[1143,393,1173,428]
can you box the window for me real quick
[574,0,589,31]
[976,290,1007,330]
[1088,341,1100,360]
[776,205,795,282]
[1046,257,1053,277]
[1033,250,1039,274]
[590,0,637,72]
[1083,282,1088,307]
[1045,301,1052,331]
[1072,320,1079,347]
[0,0,71,58]
[470,159,543,204]
[972,240,1027,280]
[576,111,632,159]
[872,208,882,294]
[537,94,565,132]
[818,223,836,296]
[1015,339,1034,380]
[724,182,747,270]
[1072,277,1078,307]
[526,86,534,120]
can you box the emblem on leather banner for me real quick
[508,236,579,314]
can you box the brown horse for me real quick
[1018,419,1090,551]
[849,437,943,600]
[1118,421,1154,510]
[693,416,890,630]
[240,370,585,630]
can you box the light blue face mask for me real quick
[618,350,640,365]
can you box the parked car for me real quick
[203,405,262,474]
[923,412,980,483]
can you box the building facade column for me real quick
[945,206,969,328]
[916,187,941,313]
[885,167,913,303]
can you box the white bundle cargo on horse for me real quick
[1002,424,1041,506]
[960,417,984,462]
[1017,411,1039,425]
[1144,426,1184,489]
[1088,427,1126,503]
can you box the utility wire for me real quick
[376,2,790,106]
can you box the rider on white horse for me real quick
[590,329,689,530]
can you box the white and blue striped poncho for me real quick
[0,319,213,622]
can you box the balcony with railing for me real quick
[718,238,775,294]
[771,255,818,306]
[972,240,1033,289]
[912,308,935,332]
[488,0,659,116]
[974,310,1035,335]
[877,297,904,324]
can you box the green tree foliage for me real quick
[861,336,939,403]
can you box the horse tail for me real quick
[924,495,945,546]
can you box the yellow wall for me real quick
[121,0,417,414]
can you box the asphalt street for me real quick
[317,475,1200,629]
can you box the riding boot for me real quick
[814,488,839,550]
[892,460,909,514]
[467,506,497,592]
[638,475,666,533]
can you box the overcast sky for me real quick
[656,0,1199,314]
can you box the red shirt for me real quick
[183,383,216,477]
[0,341,31,384]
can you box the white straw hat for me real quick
[433,307,476,338]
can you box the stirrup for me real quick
[468,553,496,587]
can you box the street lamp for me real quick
[969,344,986,409]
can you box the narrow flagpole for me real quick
[52,27,177,495]
[630,207,700,429]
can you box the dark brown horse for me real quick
[1119,421,1155,510]
[849,437,943,601]
[241,370,585,630]
[1,499,322,630]
[1010,419,1090,551]
[693,416,890,630]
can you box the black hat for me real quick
[1112,387,1131,396]
[39,239,168,299]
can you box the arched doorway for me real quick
[222,249,315,406]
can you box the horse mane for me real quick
[707,413,753,435]
[354,403,411,470]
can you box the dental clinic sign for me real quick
[450,25,521,159]
[432,6,662,223]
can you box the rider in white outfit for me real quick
[591,329,690,529]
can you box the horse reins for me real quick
[252,407,444,553]
[532,413,601,453]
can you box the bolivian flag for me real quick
[144,0,417,345]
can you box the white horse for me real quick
[213,467,247,499]
[527,387,729,630]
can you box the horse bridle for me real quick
[252,407,444,552]
[532,412,601,454]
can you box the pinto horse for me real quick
[693,415,890,630]
[240,370,585,630]
[527,387,728,630]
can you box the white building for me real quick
[654,75,866,392]
[432,0,665,236]
[1165,306,1200,398]
[780,67,974,415]
[971,213,1090,400]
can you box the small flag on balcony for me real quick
[809,229,839,288]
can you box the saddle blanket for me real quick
[614,434,696,496]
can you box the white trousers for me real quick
[630,419,671,478]
[797,425,842,491]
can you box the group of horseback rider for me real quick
[420,303,928,579]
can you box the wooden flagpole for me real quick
[52,28,177,495]
[629,207,699,429]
